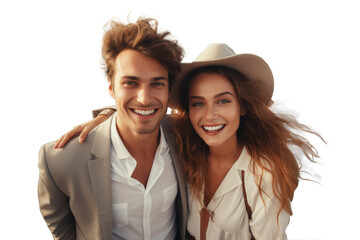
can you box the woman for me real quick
[56,44,323,239]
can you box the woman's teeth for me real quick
[203,125,225,132]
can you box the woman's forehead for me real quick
[189,73,236,96]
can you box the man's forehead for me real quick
[114,49,168,78]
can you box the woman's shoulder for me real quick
[240,149,275,199]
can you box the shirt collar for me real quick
[158,122,168,154]
[233,147,251,171]
[208,147,251,204]
[110,114,168,160]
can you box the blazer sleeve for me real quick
[37,144,76,240]
[247,170,290,240]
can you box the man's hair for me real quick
[102,17,184,90]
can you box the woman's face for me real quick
[188,73,243,148]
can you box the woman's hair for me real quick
[172,65,323,219]
[102,17,184,90]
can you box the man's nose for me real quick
[137,86,152,105]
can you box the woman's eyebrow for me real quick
[214,91,233,98]
[189,91,233,101]
[189,96,204,101]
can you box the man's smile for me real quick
[132,108,158,116]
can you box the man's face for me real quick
[109,49,169,137]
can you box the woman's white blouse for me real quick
[186,148,290,240]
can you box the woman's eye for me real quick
[218,99,230,104]
[191,102,203,107]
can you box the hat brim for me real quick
[168,53,274,109]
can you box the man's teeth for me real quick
[134,109,155,116]
[203,125,224,132]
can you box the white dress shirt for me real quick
[187,148,290,240]
[110,116,178,240]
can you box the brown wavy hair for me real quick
[102,17,184,90]
[171,65,324,219]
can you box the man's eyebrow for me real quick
[121,76,168,81]
[122,76,140,80]
[152,76,168,81]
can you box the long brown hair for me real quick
[172,65,323,219]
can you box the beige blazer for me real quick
[38,115,187,240]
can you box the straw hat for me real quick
[168,43,274,109]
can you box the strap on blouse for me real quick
[241,170,256,240]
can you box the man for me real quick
[38,18,186,240]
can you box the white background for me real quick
[1,0,359,239]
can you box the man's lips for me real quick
[131,108,158,116]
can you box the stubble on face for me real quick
[110,49,170,138]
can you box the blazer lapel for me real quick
[88,115,114,240]
[165,130,187,205]
[161,117,187,239]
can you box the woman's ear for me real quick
[240,102,246,116]
[240,108,246,116]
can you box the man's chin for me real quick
[131,122,161,135]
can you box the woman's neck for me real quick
[204,136,243,207]
[208,136,241,165]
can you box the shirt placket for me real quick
[143,189,152,240]
[142,142,165,240]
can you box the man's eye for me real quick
[124,81,137,86]
[152,82,166,87]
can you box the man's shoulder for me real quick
[39,127,100,173]
[38,126,106,194]
[43,129,96,157]
[161,115,174,133]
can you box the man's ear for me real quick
[108,78,115,99]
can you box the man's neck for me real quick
[115,121,161,187]
[117,126,160,159]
